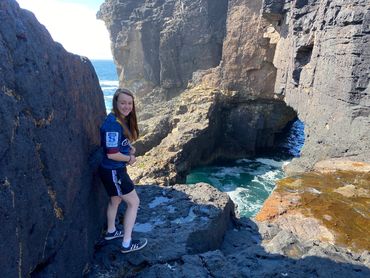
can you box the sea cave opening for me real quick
[186,115,305,218]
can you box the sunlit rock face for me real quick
[0,1,106,276]
[98,0,228,99]
[262,0,370,173]
[99,0,296,184]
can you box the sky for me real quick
[16,0,112,60]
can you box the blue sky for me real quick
[17,0,112,60]
[63,0,103,10]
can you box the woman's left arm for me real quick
[129,142,136,155]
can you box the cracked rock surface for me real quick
[0,1,106,276]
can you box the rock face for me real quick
[129,87,295,185]
[262,0,370,173]
[99,0,297,184]
[98,0,228,99]
[0,1,106,277]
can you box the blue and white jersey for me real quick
[100,113,131,169]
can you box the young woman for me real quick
[99,88,147,253]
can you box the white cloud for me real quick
[17,0,112,60]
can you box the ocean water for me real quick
[91,59,118,112]
[186,120,305,218]
[186,158,288,217]
[91,59,305,219]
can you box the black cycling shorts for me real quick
[99,166,135,196]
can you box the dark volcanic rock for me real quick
[87,183,235,277]
[88,184,370,277]
[0,1,106,277]
[262,0,370,173]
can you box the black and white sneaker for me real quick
[104,229,123,240]
[121,238,148,253]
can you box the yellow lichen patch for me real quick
[47,187,64,220]
[2,86,22,101]
[276,171,370,252]
[34,111,54,127]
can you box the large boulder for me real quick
[87,183,235,277]
[0,1,106,276]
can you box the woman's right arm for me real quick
[107,152,136,165]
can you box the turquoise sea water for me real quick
[186,120,304,218]
[186,158,288,217]
[92,60,305,218]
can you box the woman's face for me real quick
[117,93,133,116]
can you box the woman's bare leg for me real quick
[120,189,140,243]
[107,196,122,233]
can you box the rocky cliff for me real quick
[0,1,106,276]
[98,0,297,185]
[262,0,370,173]
[98,0,228,99]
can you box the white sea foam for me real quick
[255,158,285,168]
[222,183,237,192]
[248,165,271,176]
[101,86,118,90]
[227,187,263,216]
[186,156,291,217]
[258,170,282,182]
[212,166,244,178]
[228,187,249,200]
[100,80,119,87]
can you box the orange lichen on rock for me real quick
[255,184,301,221]
[256,170,370,252]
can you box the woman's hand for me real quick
[130,146,136,155]
[128,155,136,165]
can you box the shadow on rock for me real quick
[85,184,370,278]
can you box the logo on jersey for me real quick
[106,132,119,147]
[121,138,130,147]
